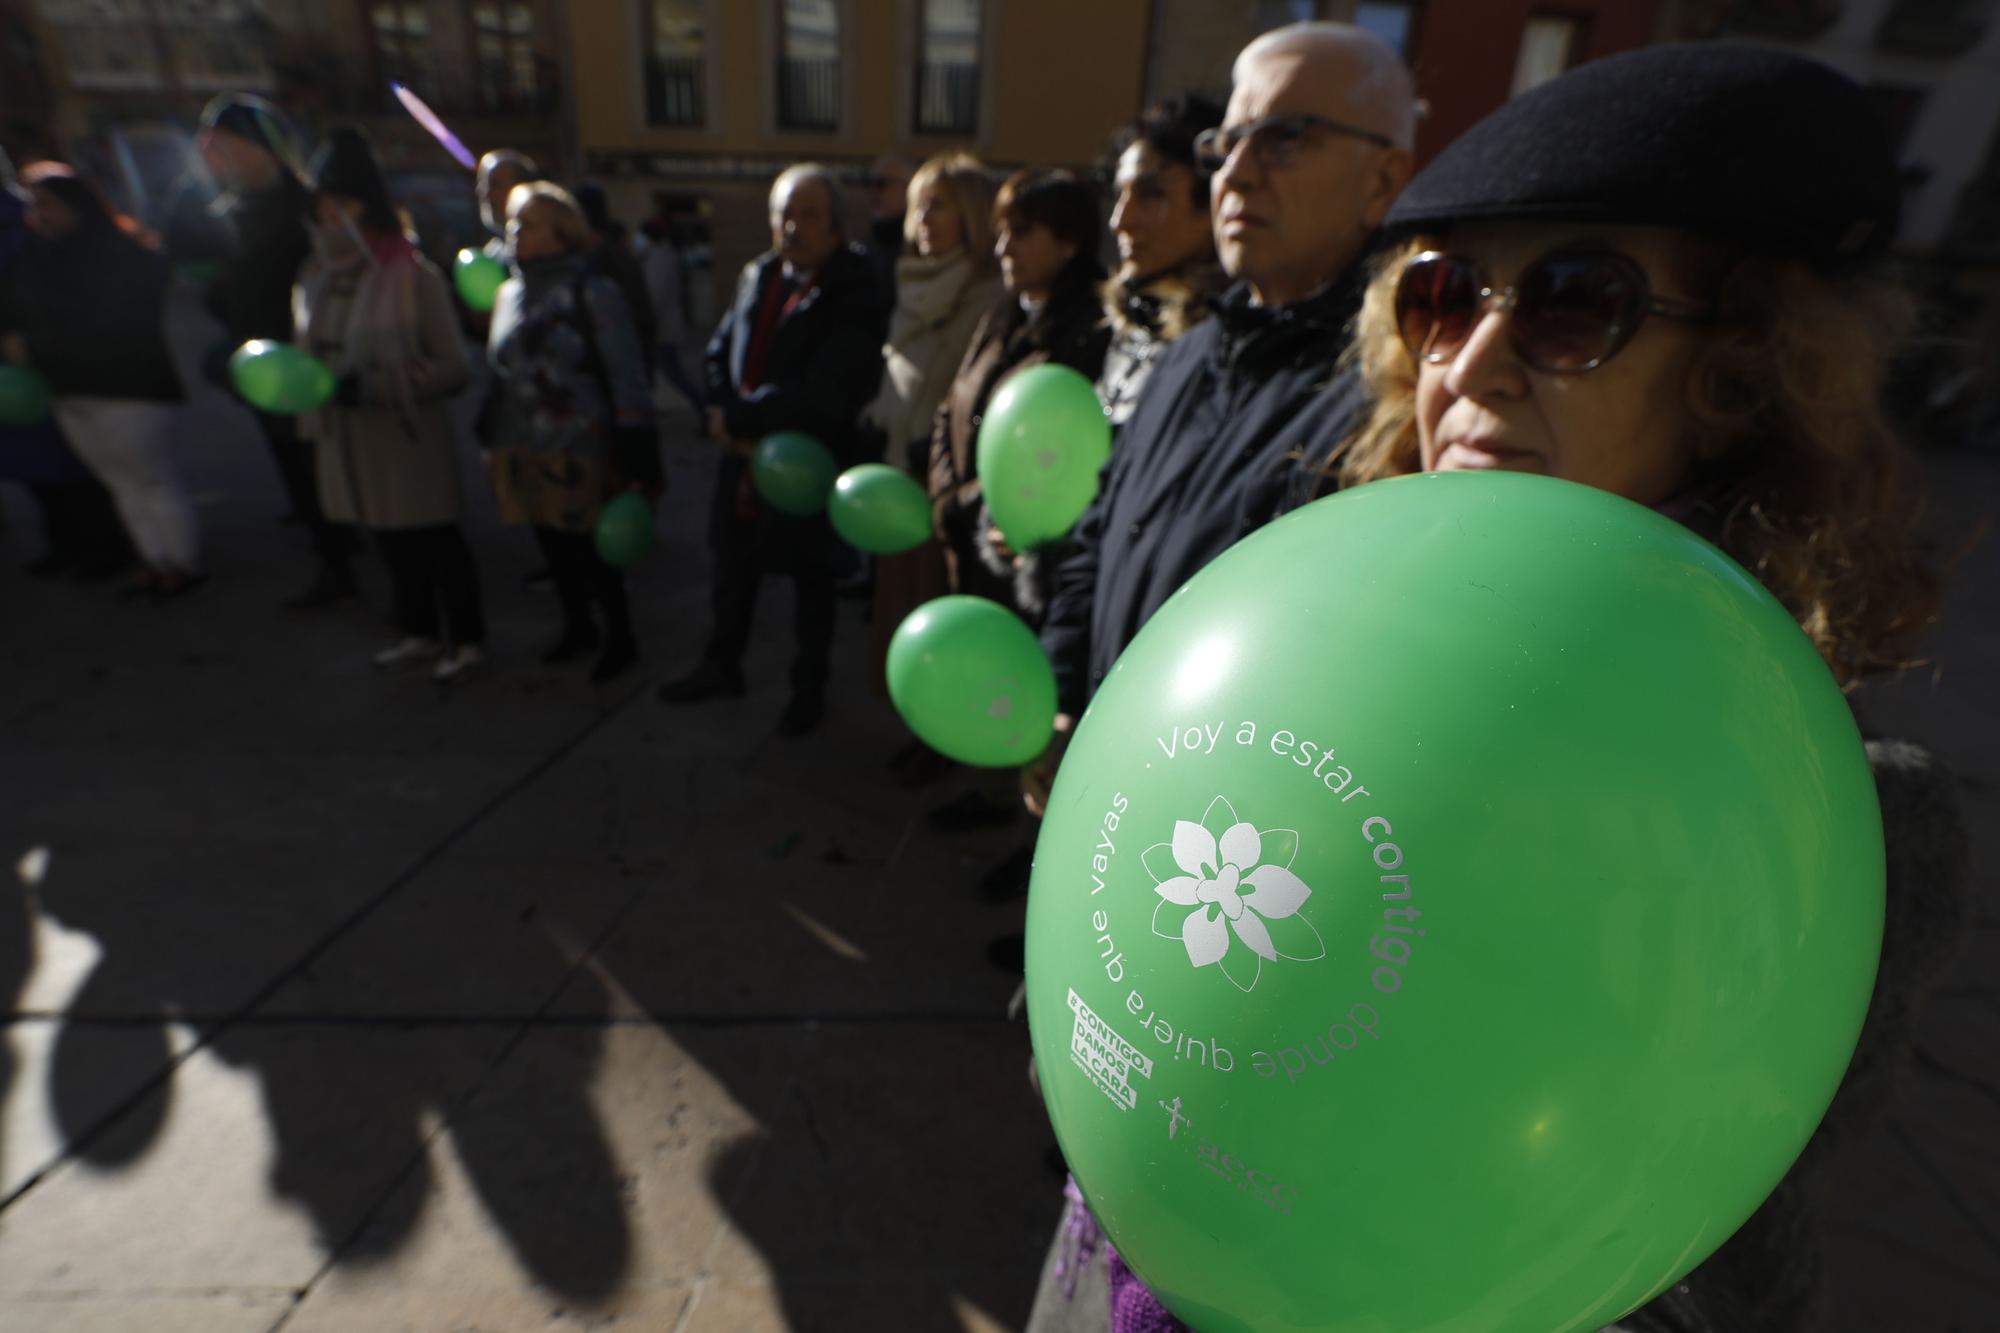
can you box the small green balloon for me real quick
[887,595,1057,767]
[594,492,654,568]
[453,248,508,313]
[1026,471,1883,1332]
[0,364,51,426]
[975,363,1111,552]
[828,463,933,554]
[228,340,336,416]
[751,431,839,517]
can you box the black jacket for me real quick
[1040,274,1369,716]
[179,175,313,345]
[1,229,184,402]
[703,242,885,551]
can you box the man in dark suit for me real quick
[658,163,885,736]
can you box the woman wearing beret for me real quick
[295,127,484,680]
[1030,44,1968,1333]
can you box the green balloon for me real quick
[751,431,839,517]
[1026,471,1882,1332]
[594,492,654,568]
[228,340,335,415]
[0,364,51,425]
[887,596,1058,767]
[453,247,508,313]
[975,363,1111,552]
[828,463,933,554]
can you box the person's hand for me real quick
[0,333,26,365]
[1021,712,1076,819]
[986,525,1023,569]
[724,436,755,460]
[704,405,729,441]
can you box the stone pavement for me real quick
[0,288,1993,1332]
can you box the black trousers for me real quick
[254,410,355,568]
[376,525,485,645]
[533,526,631,644]
[704,516,835,693]
[27,478,132,570]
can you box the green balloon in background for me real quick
[453,247,508,313]
[593,491,654,568]
[975,363,1111,552]
[228,340,336,416]
[751,431,839,516]
[828,463,933,554]
[1025,471,1883,1332]
[0,364,51,425]
[887,596,1058,767]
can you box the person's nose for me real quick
[1441,307,1530,403]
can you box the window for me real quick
[776,0,841,131]
[645,0,706,127]
[369,1,432,92]
[470,2,538,113]
[170,29,275,91]
[914,0,978,135]
[1352,2,1419,56]
[1510,14,1584,97]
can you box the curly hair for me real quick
[1333,235,1941,689]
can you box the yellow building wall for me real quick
[571,0,1152,169]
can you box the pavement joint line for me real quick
[1888,1118,2000,1259]
[0,674,651,1220]
[269,873,663,1331]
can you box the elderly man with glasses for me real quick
[1019,22,1416,830]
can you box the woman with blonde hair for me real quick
[1036,43,1968,1333]
[486,181,657,682]
[861,152,1004,773]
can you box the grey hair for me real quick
[1234,21,1419,151]
[770,162,847,236]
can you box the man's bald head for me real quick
[1211,20,1417,305]
[1233,22,1418,150]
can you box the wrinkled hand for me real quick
[0,333,26,365]
[1021,712,1076,819]
[724,437,755,460]
[986,526,1024,569]
[704,406,729,441]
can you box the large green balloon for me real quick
[0,364,51,425]
[828,463,933,554]
[1025,471,1882,1332]
[228,340,335,416]
[453,247,508,313]
[887,596,1058,767]
[593,491,654,568]
[751,431,839,516]
[975,363,1111,552]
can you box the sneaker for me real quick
[776,689,825,738]
[657,661,746,703]
[373,637,442,670]
[433,643,485,684]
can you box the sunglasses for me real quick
[1192,113,1393,174]
[1394,248,1713,375]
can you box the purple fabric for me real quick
[1062,1176,1189,1333]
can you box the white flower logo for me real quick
[1146,795,1324,992]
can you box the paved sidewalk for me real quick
[0,290,1993,1331]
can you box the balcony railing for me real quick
[645,53,705,127]
[914,59,977,135]
[776,55,838,131]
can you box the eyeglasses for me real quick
[1393,248,1713,375]
[1193,113,1393,173]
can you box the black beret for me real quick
[310,127,399,232]
[1386,43,1900,270]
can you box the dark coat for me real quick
[189,175,313,345]
[929,283,1111,611]
[1039,274,1369,716]
[703,242,885,559]
[2,229,184,403]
